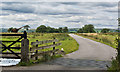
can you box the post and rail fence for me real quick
[0,32,65,63]
[30,38,62,60]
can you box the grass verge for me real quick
[76,33,117,48]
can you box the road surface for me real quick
[67,34,117,61]
[2,34,117,70]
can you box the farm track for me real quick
[2,34,117,70]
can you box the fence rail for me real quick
[31,39,58,45]
[0,34,24,36]
[0,41,21,42]
[1,47,21,49]
[30,38,62,60]
[30,43,61,51]
[2,52,21,54]
[0,56,20,59]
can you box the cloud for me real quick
[65,20,81,23]
[0,2,118,29]
[1,2,96,15]
[2,3,35,13]
[93,2,117,7]
[16,19,35,22]
[60,2,79,5]
[1,0,119,2]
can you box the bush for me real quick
[18,60,34,66]
[42,53,62,61]
[107,37,120,71]
[42,53,52,61]
[107,59,120,71]
[101,36,112,45]
[94,36,98,39]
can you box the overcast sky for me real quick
[0,2,118,29]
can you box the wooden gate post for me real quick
[53,38,55,55]
[21,31,29,63]
[35,40,38,60]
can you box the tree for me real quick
[63,27,68,33]
[82,24,95,33]
[46,26,52,33]
[24,25,30,30]
[77,28,83,33]
[58,27,63,33]
[36,25,47,33]
[46,26,56,33]
[101,28,110,33]
[8,27,13,32]
[54,29,60,33]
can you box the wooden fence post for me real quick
[24,31,27,39]
[35,40,38,60]
[53,38,55,55]
[21,31,29,63]
[30,47,32,59]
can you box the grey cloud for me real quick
[2,3,35,13]
[93,2,117,7]
[60,2,79,5]
[2,2,23,4]
[65,20,81,23]
[16,19,35,22]
[0,2,118,29]
[103,10,117,13]
[37,13,86,15]
[0,14,9,16]
[1,2,95,15]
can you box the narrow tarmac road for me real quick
[67,34,117,61]
[3,34,117,70]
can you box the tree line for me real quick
[36,25,68,33]
[7,24,114,33]
[77,24,113,33]
[77,24,95,33]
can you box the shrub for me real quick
[101,36,112,45]
[42,53,51,61]
[107,59,120,71]
[18,60,34,66]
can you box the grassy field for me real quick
[76,33,118,48]
[1,33,79,54]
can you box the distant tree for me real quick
[24,25,30,30]
[46,26,56,33]
[77,28,83,33]
[36,25,47,33]
[51,28,56,33]
[58,27,63,33]
[82,24,96,33]
[116,30,119,32]
[63,27,68,33]
[101,28,110,33]
[36,25,69,33]
[54,29,60,33]
[46,26,52,33]
[8,27,13,32]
